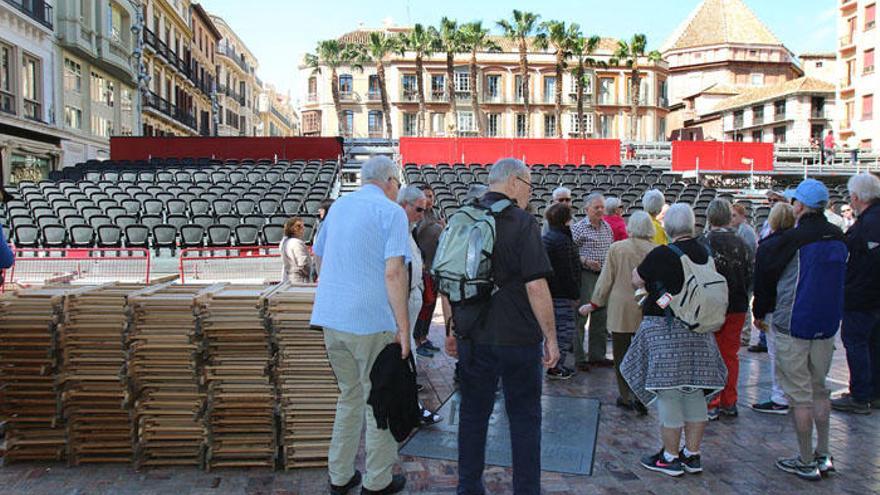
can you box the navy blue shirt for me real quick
[0,226,14,269]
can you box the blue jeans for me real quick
[841,310,880,402]
[457,340,542,495]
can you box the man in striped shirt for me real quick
[572,193,615,370]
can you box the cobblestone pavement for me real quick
[2,317,879,495]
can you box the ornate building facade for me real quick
[211,14,259,137]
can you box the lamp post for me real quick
[128,0,150,136]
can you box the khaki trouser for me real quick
[324,328,398,491]
[575,270,608,364]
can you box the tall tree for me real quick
[570,34,603,139]
[460,21,499,137]
[398,24,438,137]
[498,10,543,138]
[304,40,362,136]
[611,34,662,141]
[536,21,579,138]
[439,17,464,137]
[366,32,399,139]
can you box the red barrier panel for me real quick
[5,248,151,288]
[672,141,774,172]
[179,246,280,284]
[110,136,343,161]
[399,138,621,166]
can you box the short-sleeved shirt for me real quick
[637,238,710,317]
[571,218,614,270]
[467,192,553,346]
[310,184,411,334]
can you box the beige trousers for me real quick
[324,328,398,491]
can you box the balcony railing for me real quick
[307,93,318,102]
[811,109,828,119]
[367,90,382,101]
[431,91,448,102]
[218,45,250,73]
[840,34,855,47]
[733,117,744,128]
[339,91,354,101]
[3,0,53,29]
[401,90,417,102]
[144,90,196,130]
[753,114,764,125]
[774,112,787,121]
[455,91,471,102]
[270,106,292,128]
[484,93,502,103]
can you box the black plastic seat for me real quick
[179,224,205,248]
[152,224,178,256]
[213,199,234,216]
[143,199,164,216]
[69,224,95,248]
[191,214,214,230]
[216,215,240,229]
[124,224,150,249]
[166,214,188,231]
[96,225,123,248]
[234,224,260,247]
[41,224,67,248]
[207,225,232,247]
[189,199,211,216]
[262,224,284,245]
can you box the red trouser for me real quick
[710,313,746,408]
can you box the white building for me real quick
[714,77,835,144]
[0,0,62,185]
[838,0,877,150]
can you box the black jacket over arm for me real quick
[368,343,421,442]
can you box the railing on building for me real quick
[23,99,41,122]
[307,93,318,102]
[367,90,382,101]
[431,91,448,102]
[218,45,250,73]
[3,0,52,29]
[144,90,196,131]
[270,106,292,128]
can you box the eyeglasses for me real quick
[415,207,426,213]
[515,176,532,190]
[557,197,572,203]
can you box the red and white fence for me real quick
[2,248,151,290]
[178,246,281,284]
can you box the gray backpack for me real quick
[431,199,512,304]
[667,244,729,334]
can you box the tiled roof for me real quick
[799,52,835,59]
[712,77,835,112]
[662,0,784,52]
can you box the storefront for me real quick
[0,123,61,185]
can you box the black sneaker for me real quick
[831,394,871,415]
[775,456,821,481]
[720,405,738,418]
[748,344,768,353]
[615,396,634,410]
[814,453,835,476]
[330,470,362,495]
[362,474,406,494]
[640,450,684,477]
[547,367,574,380]
[422,339,440,352]
[632,400,649,416]
[707,406,720,421]
[678,450,703,474]
[751,400,789,415]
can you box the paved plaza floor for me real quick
[1,315,879,495]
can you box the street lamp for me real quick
[128,0,150,136]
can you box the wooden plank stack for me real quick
[265,284,339,469]
[199,284,277,470]
[57,283,144,465]
[125,284,212,468]
[0,287,81,462]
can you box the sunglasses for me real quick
[558,197,572,203]
[515,176,532,189]
[415,206,426,213]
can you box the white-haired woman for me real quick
[604,197,628,242]
[643,189,668,245]
[580,211,655,413]
[621,203,727,477]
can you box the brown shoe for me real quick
[589,358,614,368]
[576,362,591,372]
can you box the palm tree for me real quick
[439,17,464,137]
[366,32,399,139]
[398,24,438,137]
[570,34,602,139]
[498,10,543,138]
[459,21,500,137]
[304,40,362,136]
[611,34,662,141]
[536,21,579,138]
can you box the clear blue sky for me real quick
[200,0,837,99]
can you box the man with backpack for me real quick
[753,178,847,481]
[434,158,558,495]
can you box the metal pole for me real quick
[128,0,148,136]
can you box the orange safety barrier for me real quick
[179,246,281,284]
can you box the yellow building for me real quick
[258,84,299,136]
[300,28,669,141]
[211,15,260,136]
[141,0,199,136]
[190,3,222,136]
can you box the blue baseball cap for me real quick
[784,179,829,209]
